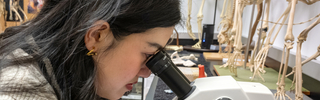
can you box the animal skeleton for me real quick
[0,0,5,18]
[218,0,234,54]
[186,0,196,40]
[245,0,320,99]
[0,0,6,32]
[248,2,263,47]
[274,0,298,99]
[299,0,320,4]
[221,0,263,77]
[246,0,265,65]
[192,0,205,49]
[274,42,294,100]
[9,0,27,22]
[260,13,320,25]
[286,17,320,100]
[251,0,291,81]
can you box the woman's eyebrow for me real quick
[148,42,164,50]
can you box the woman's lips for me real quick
[126,81,138,90]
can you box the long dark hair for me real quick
[0,0,181,99]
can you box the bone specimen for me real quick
[0,0,5,18]
[251,0,291,81]
[9,0,27,22]
[0,0,6,32]
[260,13,320,26]
[218,0,234,44]
[299,0,320,5]
[274,42,294,100]
[221,0,263,77]
[258,0,270,51]
[249,0,272,82]
[187,0,196,40]
[274,0,298,99]
[292,45,320,100]
[274,1,320,100]
[192,0,206,49]
[218,0,234,54]
[247,0,265,70]
[171,51,197,67]
[248,2,263,46]
[286,17,320,100]
[242,0,320,99]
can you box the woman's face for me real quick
[95,26,174,99]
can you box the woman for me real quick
[0,0,181,100]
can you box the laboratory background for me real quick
[0,0,320,100]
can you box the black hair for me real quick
[0,0,181,100]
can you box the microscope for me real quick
[146,50,275,100]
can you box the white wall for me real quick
[176,0,320,81]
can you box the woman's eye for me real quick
[146,54,153,58]
[144,54,154,63]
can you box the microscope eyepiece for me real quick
[146,50,194,99]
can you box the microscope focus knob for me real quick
[216,96,232,100]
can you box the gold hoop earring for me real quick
[87,47,97,56]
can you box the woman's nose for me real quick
[137,65,152,78]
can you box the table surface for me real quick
[213,65,309,93]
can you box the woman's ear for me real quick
[84,20,112,51]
